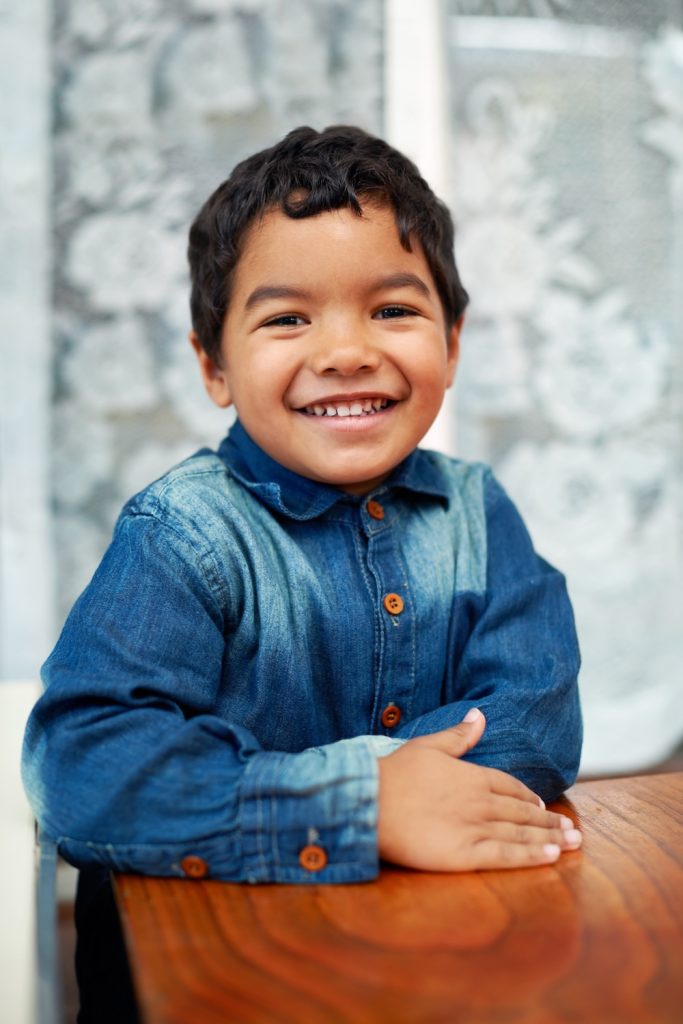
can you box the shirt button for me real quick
[381,704,402,729]
[180,855,209,879]
[299,844,328,872]
[367,499,384,520]
[383,592,404,615]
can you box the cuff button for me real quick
[180,855,209,879]
[299,844,328,872]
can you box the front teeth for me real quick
[304,398,390,417]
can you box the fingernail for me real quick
[543,844,561,859]
[537,797,546,810]
[560,816,575,830]
[463,708,480,723]
[563,829,582,847]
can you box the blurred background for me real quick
[1,0,682,776]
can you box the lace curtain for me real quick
[446,0,683,771]
[0,0,53,679]
[48,0,384,613]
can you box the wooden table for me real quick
[115,773,683,1023]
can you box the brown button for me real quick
[367,500,384,520]
[383,592,404,615]
[180,855,209,879]
[381,704,402,729]
[299,844,328,872]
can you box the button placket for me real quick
[363,507,416,737]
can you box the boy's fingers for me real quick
[485,795,575,832]
[484,766,543,807]
[482,820,582,851]
[469,839,563,871]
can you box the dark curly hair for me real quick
[188,125,469,361]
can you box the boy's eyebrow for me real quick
[368,272,432,299]
[243,273,432,312]
[244,285,312,311]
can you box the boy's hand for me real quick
[377,709,581,872]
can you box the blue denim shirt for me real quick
[22,421,581,883]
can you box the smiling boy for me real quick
[23,126,582,891]
[191,201,459,495]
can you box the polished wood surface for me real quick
[115,773,683,1023]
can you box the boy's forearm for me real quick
[23,702,385,883]
[394,572,583,802]
[21,513,387,885]
[397,471,583,803]
[393,695,582,803]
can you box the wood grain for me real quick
[115,773,683,1024]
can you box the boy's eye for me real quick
[263,314,307,328]
[375,305,416,320]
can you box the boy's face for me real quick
[192,201,461,494]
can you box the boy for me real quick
[23,125,582,888]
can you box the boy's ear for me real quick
[189,331,233,409]
[445,314,464,389]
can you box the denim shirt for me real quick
[22,421,582,884]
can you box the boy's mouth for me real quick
[298,397,395,418]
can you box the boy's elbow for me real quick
[22,718,99,850]
[513,699,583,803]
[21,720,53,832]
[538,758,580,804]
[535,723,583,804]
[539,670,583,801]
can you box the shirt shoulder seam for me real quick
[118,502,230,609]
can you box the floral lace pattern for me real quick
[642,28,683,207]
[450,15,683,771]
[452,0,572,15]
[51,0,384,617]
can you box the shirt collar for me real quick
[217,420,452,521]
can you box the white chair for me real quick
[0,680,48,1024]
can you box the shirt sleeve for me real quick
[21,510,380,884]
[393,471,582,803]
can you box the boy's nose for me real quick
[310,328,381,377]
